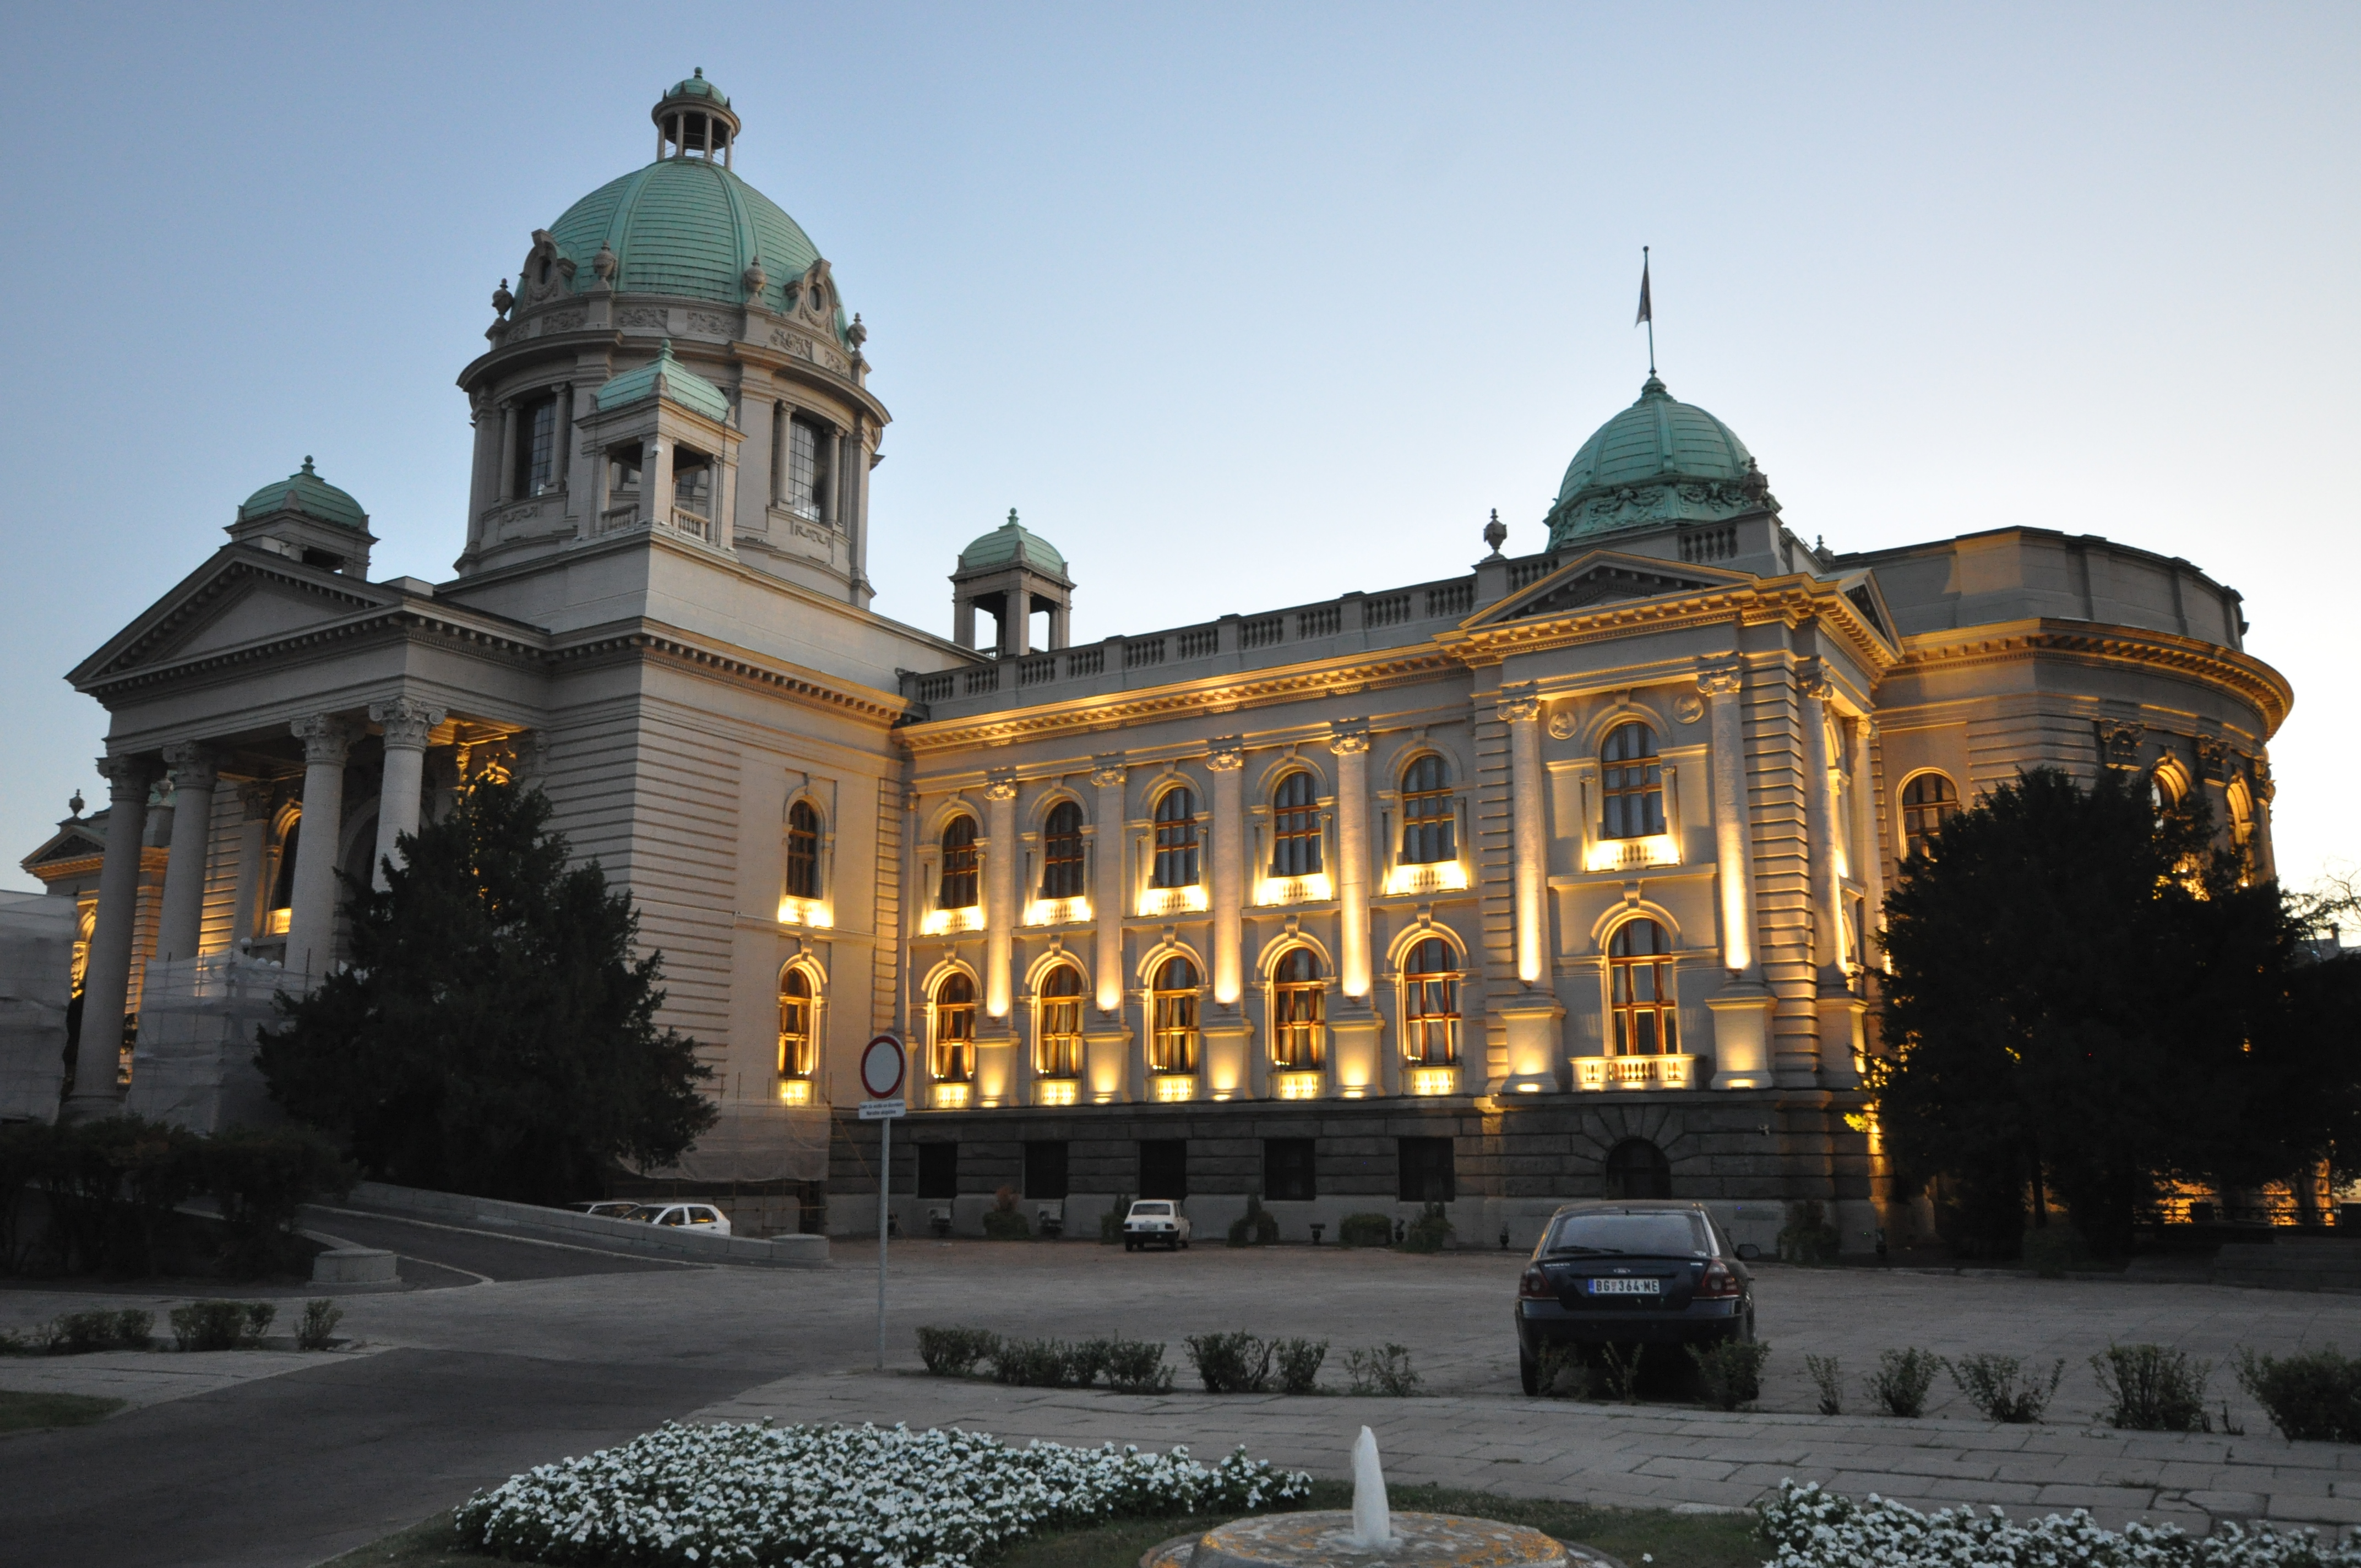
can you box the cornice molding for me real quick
[548,624,909,726]
[1438,576,1899,676]
[1894,619,2293,734]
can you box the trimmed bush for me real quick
[1399,1202,1451,1253]
[171,1299,273,1352]
[295,1299,345,1352]
[1274,1337,1328,1393]
[2235,1346,2361,1443]
[1868,1347,1941,1416]
[991,1338,1075,1386]
[2021,1226,2092,1278]
[2092,1343,2212,1431]
[1777,1200,1841,1266]
[1344,1343,1420,1396]
[1098,1193,1134,1245]
[204,1124,355,1277]
[1688,1339,1771,1409]
[1806,1352,1844,1415]
[980,1209,1031,1240]
[1337,1213,1392,1248]
[1185,1332,1274,1393]
[1102,1338,1173,1394]
[1947,1353,2063,1423]
[45,1308,152,1354]
[915,1326,1000,1376]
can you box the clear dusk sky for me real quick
[1,4,2354,908]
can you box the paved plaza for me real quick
[4,1224,2361,1566]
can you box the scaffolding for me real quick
[0,893,75,1122]
[123,954,291,1133]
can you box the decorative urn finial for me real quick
[68,790,84,819]
[592,242,617,282]
[491,278,514,317]
[1482,508,1506,557]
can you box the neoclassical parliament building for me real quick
[10,76,2292,1251]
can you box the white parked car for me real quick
[1122,1200,1190,1251]
[627,1202,733,1235]
[570,1200,641,1219]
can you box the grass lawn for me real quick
[0,1389,126,1435]
[324,1481,1764,1568]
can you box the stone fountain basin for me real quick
[1141,1511,1621,1568]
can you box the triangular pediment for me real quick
[1470,548,1756,628]
[29,830,104,865]
[70,547,392,688]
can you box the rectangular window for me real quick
[1138,1139,1188,1200]
[608,443,642,494]
[1397,1137,1455,1204]
[673,451,713,518]
[784,417,822,518]
[1024,1140,1069,1201]
[518,397,558,498]
[1264,1138,1316,1202]
[917,1142,958,1200]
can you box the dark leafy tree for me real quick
[258,777,714,1204]
[1869,766,2361,1257]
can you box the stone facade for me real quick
[17,78,2292,1252]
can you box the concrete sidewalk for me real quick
[0,1344,385,1409]
[693,1370,2361,1538]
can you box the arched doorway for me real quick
[1603,1137,1672,1200]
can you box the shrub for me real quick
[40,1115,206,1278]
[2021,1227,2092,1278]
[1273,1338,1328,1393]
[1102,1338,1173,1394]
[2091,1343,2212,1431]
[1868,1347,1941,1416]
[2235,1346,2361,1443]
[203,1124,355,1277]
[1065,1338,1113,1387]
[1099,1193,1134,1245]
[1805,1353,1844,1415]
[981,1208,1031,1241]
[46,1308,151,1354]
[1947,1353,2063,1423]
[171,1299,273,1352]
[992,1338,1076,1386]
[1344,1343,1420,1397]
[1689,1339,1771,1410]
[1337,1213,1392,1248]
[915,1326,1000,1376]
[1595,1342,1644,1403]
[1532,1343,1588,1397]
[1778,1200,1841,1265]
[1228,1196,1280,1247]
[1186,1332,1273,1393]
[295,1299,345,1352]
[1399,1202,1452,1253]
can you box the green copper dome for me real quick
[1544,376,1776,548]
[956,511,1070,581]
[662,67,728,107]
[547,158,834,325]
[594,340,732,424]
[237,457,366,530]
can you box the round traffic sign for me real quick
[859,1033,906,1099]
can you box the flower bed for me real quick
[454,1420,1313,1567]
[1761,1479,2361,1568]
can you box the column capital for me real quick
[983,769,1019,803]
[1205,737,1245,772]
[291,714,353,766]
[1494,684,1541,725]
[1797,664,1835,704]
[368,696,447,750]
[1328,718,1372,756]
[1090,754,1128,789]
[94,754,156,801]
[161,742,219,788]
[1696,657,1745,699]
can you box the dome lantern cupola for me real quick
[1543,376,1777,550]
[654,68,739,166]
[226,456,375,575]
[952,510,1073,657]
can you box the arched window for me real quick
[1040,801,1085,900]
[1270,772,1321,877]
[266,819,301,934]
[939,816,979,908]
[1152,788,1199,889]
[1607,919,1678,1057]
[777,967,815,1078]
[1900,773,1958,860]
[1601,723,1665,839]
[1400,755,1455,864]
[1036,965,1083,1078]
[1271,948,1325,1069]
[1149,956,1199,1073]
[1603,1138,1672,1200]
[784,801,822,900]
[1402,937,1459,1066]
[932,973,976,1082]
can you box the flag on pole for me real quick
[1635,250,1652,326]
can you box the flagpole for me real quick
[1643,246,1655,375]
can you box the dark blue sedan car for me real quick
[1514,1200,1757,1395]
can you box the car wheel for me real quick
[1519,1349,1541,1397]
[1180,1238,1190,1250]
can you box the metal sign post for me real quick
[858,1033,907,1373]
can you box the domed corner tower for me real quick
[451,69,889,606]
[1542,375,1794,574]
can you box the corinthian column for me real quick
[1090,758,1127,1013]
[68,754,157,1112]
[983,771,1018,1020]
[368,697,446,889]
[1330,720,1373,999]
[286,715,353,984]
[1498,687,1546,987]
[1206,739,1245,1005]
[1848,719,1886,967]
[154,743,220,965]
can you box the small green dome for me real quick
[237,457,366,530]
[661,67,729,107]
[594,340,732,424]
[957,510,1069,581]
[1544,377,1775,548]
[547,157,835,327]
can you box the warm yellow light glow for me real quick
[921,906,986,937]
[1585,835,1681,873]
[932,1083,971,1109]
[1516,1082,1542,1093]
[1023,895,1091,927]
[1152,1075,1196,1102]
[1384,861,1469,897]
[1253,872,1334,907]
[1036,1079,1078,1107]
[1340,1085,1367,1099]
[265,908,291,935]
[776,896,834,928]
[777,1079,813,1106]
[1137,886,1209,918]
[1274,1071,1323,1100]
[1409,1067,1459,1096]
[1574,1054,1696,1091]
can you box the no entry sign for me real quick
[859,1032,906,1101]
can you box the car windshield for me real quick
[1543,1212,1708,1257]
[1133,1202,1172,1216]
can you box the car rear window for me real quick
[1544,1212,1709,1256]
[1134,1202,1172,1215]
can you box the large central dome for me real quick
[1544,375,1775,549]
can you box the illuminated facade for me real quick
[31,78,2291,1250]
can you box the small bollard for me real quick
[1310,1222,1325,1245]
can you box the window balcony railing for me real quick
[776,1079,814,1106]
[1574,1054,1698,1091]
[1254,872,1333,907]
[1138,885,1209,918]
[598,503,641,535]
[1023,895,1091,927]
[1384,861,1469,896]
[669,506,712,541]
[1272,1071,1323,1101]
[1585,835,1680,874]
[1407,1065,1460,1096]
[921,905,986,936]
[1034,1079,1079,1107]
[931,1082,972,1110]
[1151,1075,1196,1103]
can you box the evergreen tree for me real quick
[1870,766,2359,1256]
[258,776,714,1204]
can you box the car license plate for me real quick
[1586,1277,1661,1296]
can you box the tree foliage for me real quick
[257,777,715,1204]
[1869,766,2361,1256]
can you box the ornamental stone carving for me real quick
[1089,756,1128,788]
[1546,709,1577,740]
[983,770,1019,802]
[1206,738,1245,771]
[1328,718,1371,755]
[1674,693,1706,724]
[1695,658,1744,699]
[2096,719,2145,769]
[2194,734,2231,781]
[369,697,447,750]
[94,753,155,800]
[162,742,219,790]
[291,714,353,766]
[1495,684,1541,725]
[239,781,280,821]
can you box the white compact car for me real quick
[570,1200,641,1219]
[628,1202,733,1235]
[1122,1199,1191,1251]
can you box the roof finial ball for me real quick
[654,68,742,167]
